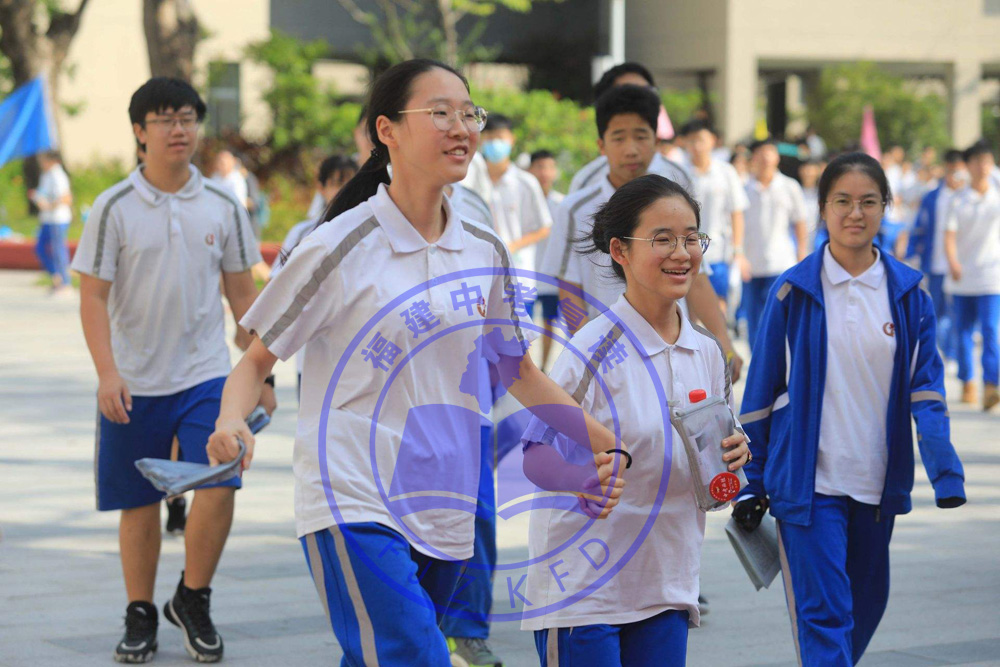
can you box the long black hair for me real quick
[580,174,701,281]
[320,58,470,224]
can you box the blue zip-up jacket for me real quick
[739,246,966,526]
[906,184,944,275]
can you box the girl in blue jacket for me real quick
[733,152,966,667]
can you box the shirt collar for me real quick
[369,183,466,253]
[129,164,203,206]
[822,245,884,289]
[607,294,701,358]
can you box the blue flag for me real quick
[0,77,58,167]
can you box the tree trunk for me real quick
[436,0,459,68]
[143,0,199,81]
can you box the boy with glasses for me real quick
[71,77,269,663]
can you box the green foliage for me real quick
[245,31,362,152]
[807,62,949,154]
[659,88,709,130]
[0,158,128,241]
[983,102,1000,154]
[472,86,597,185]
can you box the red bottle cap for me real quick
[689,389,707,403]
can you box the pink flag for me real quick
[860,105,881,161]
[656,105,674,140]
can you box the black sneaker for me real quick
[163,573,223,663]
[114,601,158,663]
[165,496,187,535]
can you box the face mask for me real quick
[482,139,513,164]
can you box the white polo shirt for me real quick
[931,186,958,276]
[815,247,894,505]
[240,183,529,557]
[569,153,693,194]
[448,183,494,229]
[690,160,748,265]
[37,164,72,225]
[71,165,261,396]
[944,184,1000,296]
[744,173,808,278]
[520,295,736,630]
[484,164,552,275]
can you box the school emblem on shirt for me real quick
[321,266,671,624]
[883,322,895,337]
[205,233,215,246]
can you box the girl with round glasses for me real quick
[521,174,749,665]
[205,58,628,666]
[735,152,966,666]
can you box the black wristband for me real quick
[263,374,275,387]
[604,448,632,469]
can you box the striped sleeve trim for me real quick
[92,185,135,275]
[571,323,625,404]
[739,392,789,425]
[204,182,250,270]
[261,216,380,347]
[911,390,946,404]
[558,187,602,279]
[461,221,526,346]
[574,159,606,191]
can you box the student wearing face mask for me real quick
[479,114,553,306]
[906,149,967,362]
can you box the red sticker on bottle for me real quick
[710,472,741,502]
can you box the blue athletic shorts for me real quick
[538,294,559,321]
[708,261,731,299]
[95,376,239,511]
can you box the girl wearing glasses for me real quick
[735,152,966,666]
[206,59,627,665]
[521,174,750,666]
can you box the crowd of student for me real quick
[65,57,983,667]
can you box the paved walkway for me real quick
[1,269,998,666]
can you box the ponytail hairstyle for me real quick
[320,58,470,224]
[580,174,701,281]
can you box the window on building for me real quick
[206,62,241,136]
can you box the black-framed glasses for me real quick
[826,196,885,217]
[144,115,200,132]
[622,231,711,257]
[397,103,488,133]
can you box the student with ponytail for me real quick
[206,59,628,665]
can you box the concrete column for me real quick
[719,40,756,144]
[950,58,982,147]
[719,0,756,144]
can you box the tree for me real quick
[244,31,361,179]
[807,62,949,154]
[336,0,550,68]
[143,0,199,81]
[0,0,92,121]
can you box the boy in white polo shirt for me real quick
[479,114,552,301]
[944,140,1000,409]
[568,63,692,195]
[681,119,749,313]
[29,150,74,293]
[71,77,267,663]
[742,137,809,350]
